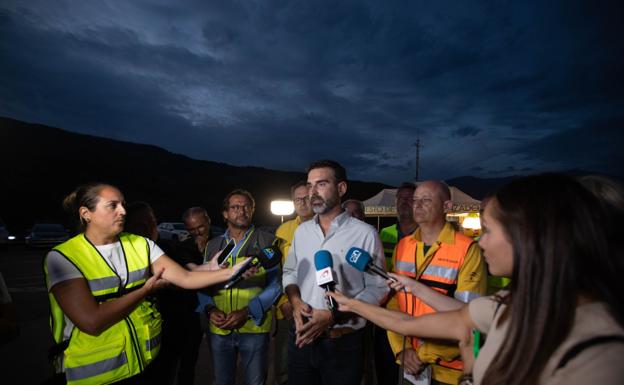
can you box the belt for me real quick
[325,327,357,339]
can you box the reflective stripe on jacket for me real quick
[45,233,161,384]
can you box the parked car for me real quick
[25,223,70,248]
[157,222,189,242]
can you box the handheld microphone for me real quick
[314,250,338,313]
[223,244,282,289]
[345,247,395,281]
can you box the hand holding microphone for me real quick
[387,272,421,293]
[223,244,282,289]
[324,290,355,313]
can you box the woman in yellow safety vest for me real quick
[328,174,624,385]
[44,183,246,384]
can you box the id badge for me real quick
[403,365,431,385]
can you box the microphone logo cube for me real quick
[349,249,361,264]
[263,248,275,259]
[315,267,334,286]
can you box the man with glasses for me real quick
[387,181,487,385]
[273,181,314,385]
[283,160,388,385]
[197,189,280,385]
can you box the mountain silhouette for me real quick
[3,116,609,238]
[0,116,392,236]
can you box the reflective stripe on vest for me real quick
[422,265,459,281]
[146,333,161,352]
[394,230,473,372]
[66,351,128,381]
[47,233,160,384]
[88,276,120,292]
[455,291,482,303]
[127,267,149,287]
[395,260,416,275]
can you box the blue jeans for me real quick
[287,327,364,385]
[210,332,269,385]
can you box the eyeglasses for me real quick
[294,196,310,205]
[229,204,252,212]
[412,197,434,206]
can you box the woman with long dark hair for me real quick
[44,183,246,384]
[329,173,624,385]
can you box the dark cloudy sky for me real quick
[1,1,622,184]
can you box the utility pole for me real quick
[414,134,422,181]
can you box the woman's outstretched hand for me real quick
[325,290,354,312]
[229,258,259,280]
[387,272,416,293]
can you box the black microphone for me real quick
[344,247,395,281]
[314,250,338,314]
[223,244,282,289]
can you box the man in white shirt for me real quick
[282,160,388,385]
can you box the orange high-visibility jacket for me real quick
[392,223,487,382]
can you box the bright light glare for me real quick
[462,216,481,230]
[8,236,16,240]
[271,200,294,216]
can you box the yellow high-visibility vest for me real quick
[209,228,271,335]
[380,224,399,271]
[45,233,161,384]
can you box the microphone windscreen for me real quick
[256,246,281,269]
[314,250,334,270]
[345,247,371,272]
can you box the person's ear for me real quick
[79,207,91,223]
[443,200,453,213]
[337,181,347,197]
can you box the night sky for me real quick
[1,1,622,184]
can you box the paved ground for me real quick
[0,246,278,385]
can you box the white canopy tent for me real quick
[363,184,481,227]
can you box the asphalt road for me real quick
[0,245,51,385]
[0,245,275,385]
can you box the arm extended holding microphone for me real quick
[223,243,282,289]
[223,257,258,289]
[326,290,475,353]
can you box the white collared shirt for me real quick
[282,211,389,329]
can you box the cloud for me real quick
[515,116,624,176]
[0,0,622,184]
[453,126,480,138]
